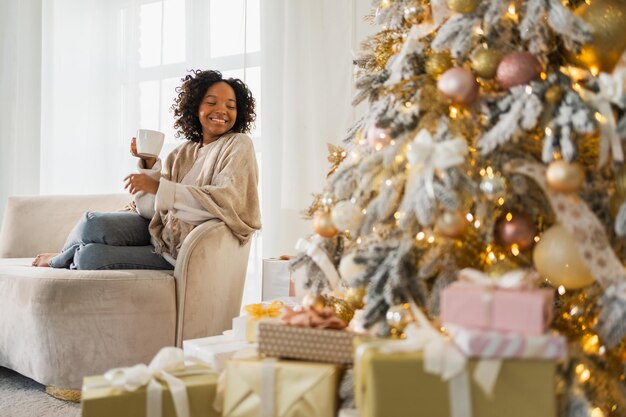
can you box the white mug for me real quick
[136,129,165,158]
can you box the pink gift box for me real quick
[446,324,567,360]
[440,282,554,336]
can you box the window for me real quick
[122,0,263,303]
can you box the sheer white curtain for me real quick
[260,0,376,257]
[0,0,42,223]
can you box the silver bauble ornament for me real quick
[479,175,507,201]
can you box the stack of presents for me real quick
[80,260,566,417]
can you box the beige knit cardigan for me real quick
[149,132,261,259]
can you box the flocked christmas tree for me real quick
[290,0,626,415]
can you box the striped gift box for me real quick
[445,324,567,360]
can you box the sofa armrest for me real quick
[0,194,130,258]
[173,219,251,346]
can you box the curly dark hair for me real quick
[171,69,256,143]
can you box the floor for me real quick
[0,367,79,417]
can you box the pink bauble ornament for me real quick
[496,51,543,89]
[367,125,392,150]
[437,67,479,105]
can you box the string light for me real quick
[590,66,599,77]
[416,232,425,241]
[449,106,459,119]
[558,285,566,295]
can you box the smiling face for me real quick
[197,81,237,144]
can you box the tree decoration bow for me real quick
[579,68,626,166]
[406,129,468,197]
[295,235,340,289]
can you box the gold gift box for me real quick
[223,359,342,417]
[355,340,557,417]
[81,366,218,417]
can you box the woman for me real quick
[32,69,261,269]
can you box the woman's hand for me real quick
[124,173,160,195]
[130,137,157,169]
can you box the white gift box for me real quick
[182,334,250,372]
[262,258,296,301]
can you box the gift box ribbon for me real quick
[244,301,284,320]
[84,347,216,417]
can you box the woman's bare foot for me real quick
[32,253,58,267]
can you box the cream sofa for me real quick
[0,194,251,389]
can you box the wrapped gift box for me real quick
[446,325,567,360]
[262,258,296,301]
[183,334,251,372]
[223,358,342,417]
[258,321,356,364]
[354,340,557,417]
[82,364,218,417]
[440,282,554,336]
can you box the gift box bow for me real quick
[84,347,215,417]
[457,268,538,290]
[244,300,284,320]
[223,359,338,417]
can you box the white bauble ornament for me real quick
[331,201,364,236]
[338,252,367,283]
[533,224,595,289]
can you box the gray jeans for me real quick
[49,211,174,270]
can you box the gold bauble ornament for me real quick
[403,5,423,25]
[533,224,596,289]
[346,286,366,309]
[329,297,355,324]
[545,85,563,104]
[470,48,502,79]
[436,210,468,238]
[386,304,412,331]
[567,0,626,73]
[302,293,326,310]
[615,164,626,195]
[546,160,585,193]
[425,51,453,79]
[313,210,338,238]
[446,0,480,14]
[609,191,625,218]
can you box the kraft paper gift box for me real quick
[262,258,296,301]
[223,358,342,417]
[82,364,218,417]
[354,339,557,417]
[440,281,554,336]
[257,321,356,364]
